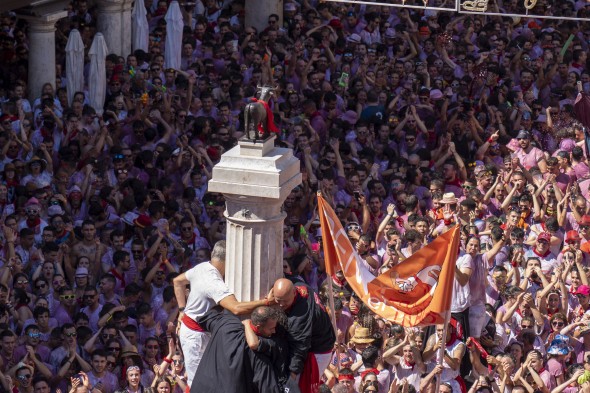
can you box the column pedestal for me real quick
[97,0,133,57]
[245,0,283,33]
[208,136,301,301]
[25,11,67,102]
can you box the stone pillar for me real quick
[208,136,301,301]
[121,0,133,57]
[245,0,283,33]
[96,0,133,57]
[26,11,68,102]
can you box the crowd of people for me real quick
[2,0,590,392]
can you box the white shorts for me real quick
[468,303,487,338]
[178,323,211,387]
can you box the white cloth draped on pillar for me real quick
[131,0,149,52]
[88,33,109,115]
[164,1,183,70]
[65,29,85,106]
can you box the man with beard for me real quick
[191,306,289,393]
[512,130,547,172]
[272,278,335,390]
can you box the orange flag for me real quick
[318,194,460,327]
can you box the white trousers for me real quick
[178,323,210,387]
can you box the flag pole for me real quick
[318,192,340,370]
[434,312,451,392]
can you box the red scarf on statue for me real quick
[250,98,279,134]
[298,353,320,393]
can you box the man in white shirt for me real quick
[173,240,273,386]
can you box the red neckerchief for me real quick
[360,368,379,379]
[547,307,559,318]
[532,247,550,258]
[521,83,533,93]
[110,268,126,287]
[447,178,462,187]
[332,275,345,287]
[403,358,415,370]
[249,321,261,336]
[184,232,197,245]
[26,217,41,228]
[446,332,458,347]
[40,126,52,139]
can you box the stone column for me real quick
[245,0,283,33]
[121,0,133,57]
[96,0,133,57]
[208,136,301,301]
[26,11,68,102]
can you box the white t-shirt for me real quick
[451,253,473,313]
[184,262,232,320]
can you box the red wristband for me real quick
[163,357,172,364]
[443,219,452,226]
[487,138,494,143]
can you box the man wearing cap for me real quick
[511,130,547,172]
[524,232,558,275]
[173,240,273,386]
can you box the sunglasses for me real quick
[551,321,564,327]
[36,284,46,289]
[61,295,76,300]
[17,375,31,381]
[28,332,41,338]
[108,347,121,352]
[16,280,28,285]
[64,332,77,337]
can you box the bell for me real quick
[461,0,489,12]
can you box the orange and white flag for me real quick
[318,194,460,327]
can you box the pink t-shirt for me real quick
[515,146,545,170]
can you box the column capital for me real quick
[16,10,67,31]
[96,0,127,12]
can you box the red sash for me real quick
[181,314,204,332]
[298,352,320,393]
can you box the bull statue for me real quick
[244,85,279,141]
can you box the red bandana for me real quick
[249,321,261,336]
[360,368,379,379]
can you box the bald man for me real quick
[273,278,336,385]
